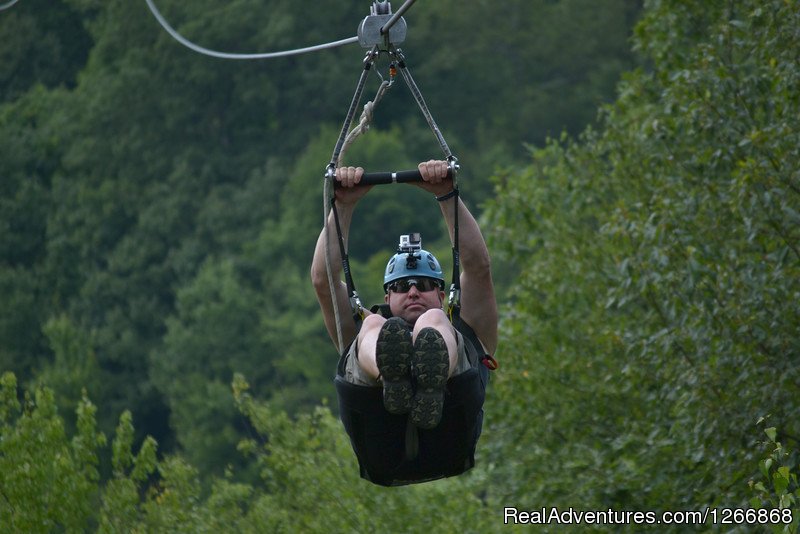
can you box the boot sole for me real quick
[411,328,449,429]
[376,317,413,414]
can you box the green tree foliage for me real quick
[2,0,639,510]
[0,0,90,102]
[0,373,104,531]
[1,372,496,532]
[484,0,799,517]
[0,85,68,381]
[1,0,798,528]
[411,0,642,193]
[155,258,267,475]
[751,421,800,533]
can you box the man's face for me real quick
[385,277,444,324]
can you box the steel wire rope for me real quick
[324,74,392,353]
[323,54,375,353]
[145,0,358,59]
[0,0,20,11]
[380,0,416,34]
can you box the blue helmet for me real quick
[383,233,444,292]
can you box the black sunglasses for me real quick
[387,277,441,293]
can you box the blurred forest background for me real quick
[1,0,798,531]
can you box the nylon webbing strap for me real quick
[331,201,363,327]
[322,177,345,353]
[449,187,461,321]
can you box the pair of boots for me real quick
[376,317,450,429]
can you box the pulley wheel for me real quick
[374,1,391,15]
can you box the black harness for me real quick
[334,314,491,487]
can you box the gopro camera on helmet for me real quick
[398,233,422,253]
[398,233,422,268]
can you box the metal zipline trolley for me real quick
[325,1,497,487]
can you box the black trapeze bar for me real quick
[333,167,453,187]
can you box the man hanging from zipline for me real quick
[311,159,498,486]
[148,0,498,486]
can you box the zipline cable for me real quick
[380,0,416,35]
[0,0,20,11]
[145,0,358,60]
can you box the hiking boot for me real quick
[376,317,413,414]
[411,327,450,429]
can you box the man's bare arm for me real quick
[310,167,373,351]
[416,160,498,355]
